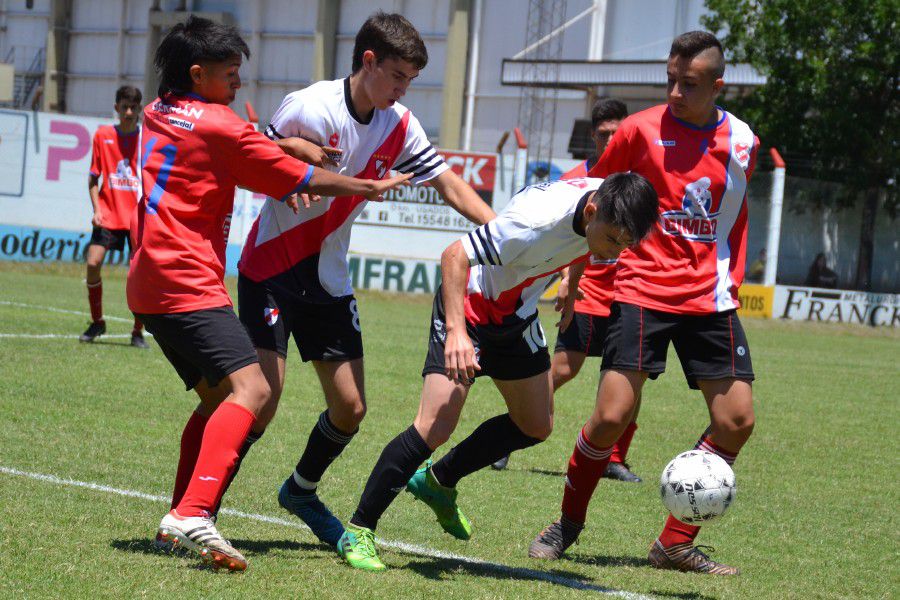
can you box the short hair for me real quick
[352,12,428,73]
[115,85,142,105]
[154,15,250,97]
[669,31,725,79]
[592,172,659,242]
[591,98,628,127]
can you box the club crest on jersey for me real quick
[371,153,393,179]
[264,307,279,326]
[734,142,751,168]
[329,132,339,147]
[660,177,719,243]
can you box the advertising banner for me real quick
[773,285,900,327]
[737,284,774,318]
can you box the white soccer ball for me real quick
[660,450,736,524]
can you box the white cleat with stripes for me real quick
[156,510,247,571]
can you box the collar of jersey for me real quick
[182,92,209,103]
[667,105,726,131]
[344,77,374,125]
[572,191,591,237]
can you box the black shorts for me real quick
[422,287,550,382]
[554,311,610,357]
[135,307,259,390]
[89,227,130,252]
[237,274,363,362]
[601,302,755,390]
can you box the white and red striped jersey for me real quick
[461,178,602,327]
[590,104,759,314]
[238,78,449,300]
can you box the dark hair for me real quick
[154,15,250,97]
[591,97,628,127]
[352,12,428,73]
[669,31,725,78]
[593,172,659,242]
[115,85,142,105]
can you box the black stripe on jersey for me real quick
[483,223,502,265]
[411,156,445,179]
[474,227,496,265]
[265,124,285,140]
[395,146,435,172]
[467,232,486,265]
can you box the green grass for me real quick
[0,261,897,599]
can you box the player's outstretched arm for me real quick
[430,169,496,225]
[440,240,480,385]
[306,169,412,201]
[557,260,586,330]
[275,136,342,168]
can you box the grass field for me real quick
[0,261,897,599]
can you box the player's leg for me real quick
[605,390,642,482]
[531,303,669,559]
[341,373,469,570]
[650,310,754,575]
[80,238,107,342]
[280,296,365,544]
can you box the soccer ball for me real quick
[660,450,736,524]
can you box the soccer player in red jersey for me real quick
[493,98,642,483]
[133,16,410,572]
[79,85,147,347]
[530,32,759,575]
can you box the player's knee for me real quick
[418,419,455,450]
[715,411,755,441]
[516,414,553,441]
[552,368,575,390]
[333,400,366,431]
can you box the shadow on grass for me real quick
[564,552,651,568]
[110,537,332,558]
[524,467,566,478]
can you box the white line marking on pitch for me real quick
[0,465,653,599]
[0,333,147,339]
[0,300,134,323]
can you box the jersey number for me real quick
[141,136,178,215]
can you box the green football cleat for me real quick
[405,462,472,540]
[337,524,387,572]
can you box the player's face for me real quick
[191,55,243,105]
[365,53,419,109]
[583,198,634,260]
[666,50,724,126]
[592,119,621,157]
[115,100,141,128]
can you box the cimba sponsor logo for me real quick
[661,177,718,242]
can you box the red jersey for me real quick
[590,105,759,314]
[561,160,614,317]
[89,125,140,230]
[128,94,314,314]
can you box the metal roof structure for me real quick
[501,59,767,88]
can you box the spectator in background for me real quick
[805,253,838,288]
[747,248,766,283]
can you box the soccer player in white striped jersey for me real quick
[234,12,495,546]
[337,173,659,571]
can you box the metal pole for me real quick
[764,147,786,287]
[462,0,482,151]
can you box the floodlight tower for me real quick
[515,0,568,182]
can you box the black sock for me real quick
[287,410,356,495]
[431,414,542,488]
[213,429,264,518]
[350,425,432,531]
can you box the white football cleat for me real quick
[156,510,247,571]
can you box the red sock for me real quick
[132,317,144,335]
[609,421,638,464]
[658,433,738,548]
[176,402,256,517]
[170,410,210,510]
[87,280,103,323]
[560,427,614,524]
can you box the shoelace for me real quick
[692,544,717,559]
[356,531,378,558]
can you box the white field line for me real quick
[0,300,135,323]
[0,465,654,599]
[0,333,147,339]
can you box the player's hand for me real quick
[444,328,480,386]
[554,277,584,313]
[279,137,343,168]
[91,210,103,228]
[555,277,580,331]
[284,192,320,213]
[364,172,413,201]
